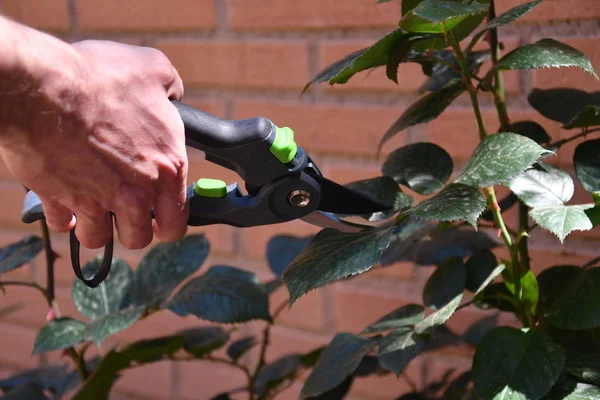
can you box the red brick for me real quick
[0,285,49,329]
[497,0,600,22]
[263,325,330,363]
[332,285,416,333]
[0,0,69,32]
[0,322,38,368]
[319,40,426,93]
[77,0,215,32]
[178,360,247,400]
[234,100,407,157]
[494,246,590,276]
[271,284,329,333]
[113,360,172,399]
[227,0,400,31]
[352,358,422,400]
[472,38,521,95]
[0,183,40,233]
[532,38,600,92]
[156,40,310,90]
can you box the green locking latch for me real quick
[193,178,227,198]
[269,126,297,164]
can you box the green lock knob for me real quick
[270,126,297,164]
[193,178,227,198]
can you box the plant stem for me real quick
[449,32,487,140]
[518,202,531,272]
[549,127,600,150]
[39,219,55,304]
[487,0,510,131]
[0,281,48,301]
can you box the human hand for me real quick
[0,40,189,249]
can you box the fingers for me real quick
[167,67,184,101]
[153,161,189,242]
[41,198,75,232]
[73,209,113,249]
[113,185,154,249]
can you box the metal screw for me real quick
[288,190,311,207]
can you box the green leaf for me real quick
[305,29,405,89]
[83,306,145,344]
[528,88,600,125]
[282,228,394,306]
[575,139,600,193]
[474,282,518,313]
[362,304,425,334]
[387,33,441,84]
[33,318,85,355]
[122,335,185,363]
[466,0,543,51]
[345,177,413,221]
[71,257,132,320]
[266,235,312,277]
[508,121,551,145]
[414,294,462,334]
[71,350,130,400]
[300,347,325,368]
[506,163,574,208]
[520,270,540,315]
[227,336,256,361]
[465,249,500,294]
[473,327,565,400]
[255,355,302,396]
[399,0,489,34]
[559,382,600,400]
[537,265,582,305]
[300,333,376,399]
[179,327,229,358]
[306,377,353,400]
[378,83,463,152]
[167,265,271,323]
[530,204,594,242]
[455,132,552,188]
[564,105,600,129]
[129,234,209,307]
[492,39,598,79]
[377,328,427,375]
[0,382,49,400]
[546,267,600,330]
[0,235,43,275]
[418,50,489,93]
[382,142,453,195]
[422,257,466,310]
[566,351,600,387]
[402,0,422,15]
[405,183,487,228]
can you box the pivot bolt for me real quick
[288,190,311,207]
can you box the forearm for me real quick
[0,16,83,138]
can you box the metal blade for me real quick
[305,170,391,214]
[301,211,373,233]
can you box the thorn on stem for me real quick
[46,308,56,322]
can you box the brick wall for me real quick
[0,1,599,399]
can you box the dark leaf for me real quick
[396,394,429,400]
[575,139,600,193]
[414,294,463,334]
[387,33,441,84]
[528,88,600,125]
[264,278,282,295]
[474,282,517,313]
[565,351,600,387]
[266,235,312,277]
[419,50,489,93]
[56,358,101,398]
[382,142,453,195]
[0,235,42,276]
[71,256,132,320]
[283,227,394,306]
[179,327,230,358]
[506,162,574,207]
[378,83,463,152]
[402,0,422,15]
[537,265,582,305]
[167,265,271,323]
[305,29,405,89]
[0,365,70,394]
[300,333,376,399]
[306,377,353,400]
[210,394,231,400]
[83,306,145,344]
[129,234,209,307]
[362,304,425,334]
[467,0,543,50]
[381,224,499,266]
[443,371,474,400]
[546,267,600,330]
[455,132,552,188]
[422,257,466,309]
[492,39,598,79]
[227,336,256,361]
[345,177,413,221]
[405,183,487,228]
[377,327,428,375]
[300,347,325,368]
[463,314,499,346]
[530,204,594,242]
[507,121,551,145]
[0,381,49,400]
[255,355,302,396]
[121,335,185,363]
[399,0,489,34]
[547,376,600,400]
[71,350,130,400]
[564,105,600,129]
[33,318,85,354]
[473,327,565,400]
[465,249,503,294]
[354,356,382,377]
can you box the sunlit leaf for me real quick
[399,0,488,34]
[83,306,145,344]
[345,176,413,221]
[377,328,427,375]
[33,318,85,354]
[362,304,425,334]
[422,257,466,310]
[530,204,594,242]
[506,163,574,207]
[414,294,462,334]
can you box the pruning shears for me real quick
[20,101,390,288]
